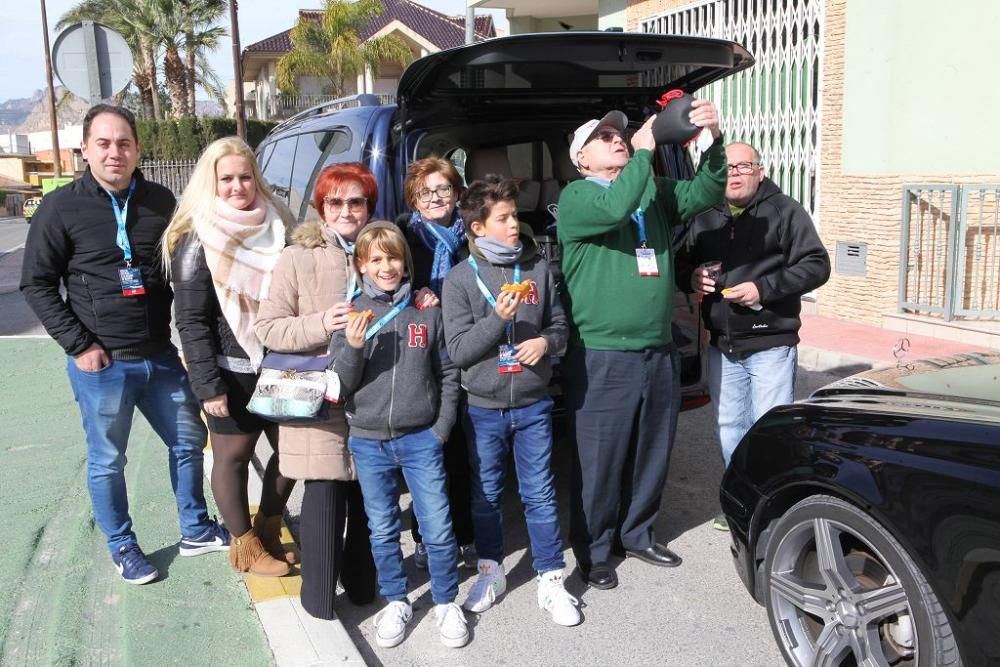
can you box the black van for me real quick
[256,31,753,407]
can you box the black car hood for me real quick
[396,32,753,126]
[808,351,1000,420]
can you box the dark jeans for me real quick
[564,345,681,565]
[299,479,376,620]
[464,396,564,574]
[410,418,475,546]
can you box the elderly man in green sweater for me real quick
[557,101,726,590]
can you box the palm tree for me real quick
[177,0,226,116]
[276,0,413,97]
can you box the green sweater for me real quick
[557,141,727,350]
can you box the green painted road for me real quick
[0,339,271,666]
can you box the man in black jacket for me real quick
[20,104,229,584]
[683,142,830,529]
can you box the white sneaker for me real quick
[434,602,469,648]
[414,542,428,569]
[463,559,507,613]
[537,570,582,626]
[373,599,412,648]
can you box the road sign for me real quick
[52,21,133,105]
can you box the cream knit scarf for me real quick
[192,195,286,371]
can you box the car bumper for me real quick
[720,465,763,602]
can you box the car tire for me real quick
[762,494,961,666]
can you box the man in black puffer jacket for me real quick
[680,142,830,528]
[20,104,228,585]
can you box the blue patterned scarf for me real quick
[407,209,466,294]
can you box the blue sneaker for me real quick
[179,519,231,556]
[113,543,159,585]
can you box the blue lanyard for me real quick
[104,179,136,266]
[346,267,361,302]
[467,256,520,339]
[631,208,648,248]
[364,294,411,341]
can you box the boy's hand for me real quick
[323,301,354,333]
[345,314,368,349]
[494,291,521,321]
[514,337,548,366]
[414,287,439,310]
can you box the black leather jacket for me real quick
[171,233,250,400]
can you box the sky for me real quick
[0,0,508,102]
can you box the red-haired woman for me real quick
[255,162,379,619]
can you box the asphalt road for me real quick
[268,365,843,667]
[0,218,45,337]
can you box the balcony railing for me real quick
[247,93,396,121]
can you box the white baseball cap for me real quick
[569,110,629,169]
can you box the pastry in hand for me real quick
[500,280,532,297]
[348,309,375,323]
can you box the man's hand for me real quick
[345,313,368,349]
[691,267,717,295]
[689,99,721,139]
[323,301,355,333]
[74,343,110,372]
[494,291,521,321]
[721,281,761,308]
[203,394,229,418]
[514,337,548,366]
[631,114,656,153]
[414,287,440,310]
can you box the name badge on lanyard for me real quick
[632,208,659,277]
[468,256,523,374]
[106,179,146,296]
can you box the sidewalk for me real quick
[796,312,994,372]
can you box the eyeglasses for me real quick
[588,129,624,145]
[323,196,368,213]
[727,161,760,175]
[417,184,455,202]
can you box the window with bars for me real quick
[640,0,824,225]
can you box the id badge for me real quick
[498,344,523,374]
[635,248,659,276]
[119,267,146,296]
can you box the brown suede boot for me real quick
[253,513,298,565]
[229,529,290,577]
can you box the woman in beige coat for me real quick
[255,163,378,619]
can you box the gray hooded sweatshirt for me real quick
[442,232,568,409]
[330,280,459,442]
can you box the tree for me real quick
[276,0,413,97]
[176,0,226,117]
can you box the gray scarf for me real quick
[474,236,523,265]
[362,273,412,306]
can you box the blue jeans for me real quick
[66,350,211,554]
[349,427,458,605]
[465,397,564,574]
[708,345,798,467]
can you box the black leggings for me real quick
[211,424,294,536]
[299,479,376,619]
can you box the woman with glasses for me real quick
[396,157,478,571]
[255,163,378,619]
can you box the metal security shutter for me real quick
[641,0,825,226]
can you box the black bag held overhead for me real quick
[652,89,701,146]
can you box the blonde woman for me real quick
[162,136,297,577]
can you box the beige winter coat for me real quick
[255,221,356,481]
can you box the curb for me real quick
[205,447,366,666]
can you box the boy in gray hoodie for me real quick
[442,176,580,627]
[330,222,467,649]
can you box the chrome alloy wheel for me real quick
[768,516,916,666]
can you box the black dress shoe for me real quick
[580,562,618,589]
[624,544,682,568]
